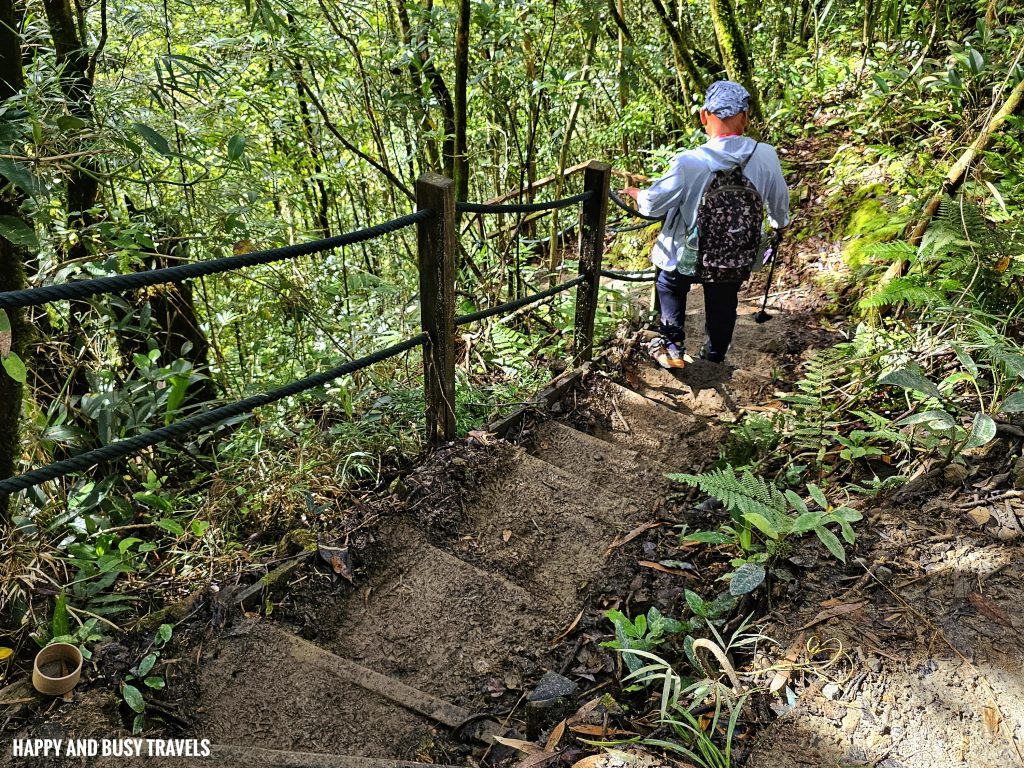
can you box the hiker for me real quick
[622,80,790,369]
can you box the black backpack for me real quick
[692,142,763,283]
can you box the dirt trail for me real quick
[11,237,1020,767]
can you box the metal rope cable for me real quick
[600,268,657,282]
[0,209,433,310]
[0,334,427,496]
[455,190,591,215]
[607,189,663,221]
[455,276,585,326]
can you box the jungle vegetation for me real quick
[1,0,1023,714]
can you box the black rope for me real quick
[0,334,427,496]
[608,220,659,234]
[456,191,592,215]
[455,276,585,326]
[600,268,657,282]
[607,189,663,222]
[0,210,433,310]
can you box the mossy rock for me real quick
[275,528,319,558]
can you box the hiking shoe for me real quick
[698,344,726,364]
[650,338,687,369]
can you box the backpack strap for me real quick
[739,141,760,172]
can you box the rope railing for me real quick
[608,220,659,234]
[600,268,658,282]
[455,190,592,215]
[0,334,427,496]
[0,209,433,310]
[607,189,663,222]
[455,276,585,326]
[0,162,611,496]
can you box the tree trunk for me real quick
[908,76,1024,246]
[42,0,100,393]
[0,0,27,518]
[649,0,706,104]
[708,0,763,122]
[453,0,470,204]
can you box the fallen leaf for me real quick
[769,631,807,693]
[317,542,353,582]
[567,696,604,726]
[494,736,542,754]
[967,507,992,526]
[798,601,865,630]
[638,560,694,578]
[983,705,1001,735]
[552,610,584,646]
[0,647,12,661]
[517,754,562,768]
[603,521,666,559]
[468,429,495,446]
[544,719,566,752]
[969,593,1013,628]
[503,529,513,542]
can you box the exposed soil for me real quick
[6,133,1022,767]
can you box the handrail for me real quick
[0,161,627,497]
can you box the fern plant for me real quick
[671,466,862,570]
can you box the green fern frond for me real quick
[672,467,787,522]
[858,276,948,310]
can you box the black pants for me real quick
[655,270,741,363]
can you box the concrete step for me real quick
[435,446,640,610]
[211,745,465,768]
[327,520,552,704]
[193,621,449,761]
[589,381,726,469]
[528,420,674,510]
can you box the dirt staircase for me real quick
[118,290,812,768]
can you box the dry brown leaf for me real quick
[317,542,353,582]
[468,429,495,446]
[798,601,865,630]
[967,507,992,526]
[983,705,1002,735]
[638,560,693,578]
[567,696,604,726]
[970,593,1013,627]
[544,720,566,752]
[517,753,562,768]
[768,631,807,693]
[494,736,542,754]
[0,329,9,358]
[551,610,584,646]
[603,521,666,559]
[571,757,609,768]
[502,529,513,543]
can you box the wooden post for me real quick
[573,160,611,364]
[416,172,458,446]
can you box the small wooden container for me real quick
[32,643,83,696]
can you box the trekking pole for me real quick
[754,229,783,324]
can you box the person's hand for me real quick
[620,187,640,201]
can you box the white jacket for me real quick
[637,135,790,274]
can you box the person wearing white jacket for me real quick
[623,81,790,368]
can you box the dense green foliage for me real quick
[1,2,1024,757]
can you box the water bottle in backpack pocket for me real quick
[692,143,764,282]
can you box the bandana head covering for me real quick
[703,80,750,119]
